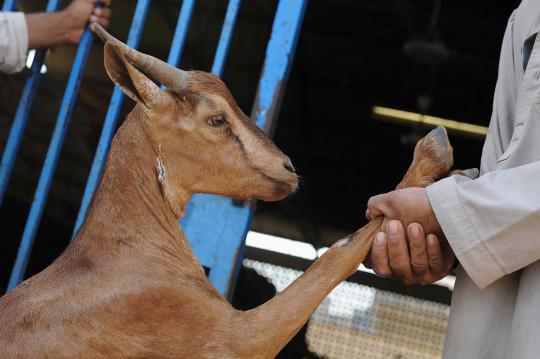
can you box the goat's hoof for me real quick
[423,126,453,162]
[450,168,479,180]
[414,126,454,176]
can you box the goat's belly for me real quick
[0,319,249,359]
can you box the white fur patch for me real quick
[157,156,166,183]
[156,145,183,217]
[156,145,171,197]
[336,235,353,247]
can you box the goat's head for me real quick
[93,24,298,206]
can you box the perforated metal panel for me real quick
[243,259,449,359]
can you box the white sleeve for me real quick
[0,12,28,74]
[427,161,540,289]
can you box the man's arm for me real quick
[368,159,540,289]
[0,12,28,74]
[367,219,456,285]
[26,0,111,49]
[364,8,519,288]
[0,0,110,74]
[427,162,540,288]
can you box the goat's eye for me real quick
[208,115,227,128]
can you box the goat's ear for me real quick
[103,42,166,111]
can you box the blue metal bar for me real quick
[211,0,241,77]
[0,0,63,205]
[177,0,243,297]
[6,12,100,292]
[166,0,196,67]
[2,0,16,11]
[73,0,151,237]
[251,0,307,130]
[182,0,307,297]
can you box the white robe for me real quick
[0,12,27,74]
[426,1,540,358]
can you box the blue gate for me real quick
[1,0,307,297]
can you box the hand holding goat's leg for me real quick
[245,126,456,358]
[365,130,480,284]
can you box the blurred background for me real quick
[0,0,521,358]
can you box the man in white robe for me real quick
[366,1,540,358]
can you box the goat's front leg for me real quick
[242,126,455,358]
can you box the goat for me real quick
[0,24,460,358]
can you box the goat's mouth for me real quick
[259,173,299,201]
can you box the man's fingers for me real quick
[407,223,429,277]
[95,17,110,28]
[91,6,111,28]
[365,209,373,222]
[371,233,391,277]
[93,7,111,19]
[366,196,383,218]
[426,234,446,276]
[367,193,394,219]
[386,220,414,283]
[363,248,373,269]
[442,243,457,272]
[90,0,112,6]
[363,256,373,269]
[90,15,109,28]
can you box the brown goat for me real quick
[0,24,458,358]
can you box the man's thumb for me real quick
[367,192,397,218]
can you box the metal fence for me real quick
[0,0,307,296]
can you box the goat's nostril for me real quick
[283,161,296,173]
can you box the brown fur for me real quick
[0,27,456,358]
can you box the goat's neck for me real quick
[75,111,192,259]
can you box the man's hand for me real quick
[364,187,455,284]
[62,0,112,45]
[366,187,441,235]
[365,220,456,285]
[27,0,111,49]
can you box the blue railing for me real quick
[0,0,62,205]
[2,0,307,296]
[73,0,151,236]
[211,0,242,77]
[5,1,103,290]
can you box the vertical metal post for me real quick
[166,0,196,68]
[0,0,62,205]
[2,0,17,11]
[6,6,101,292]
[182,0,307,297]
[251,0,307,132]
[211,0,241,77]
[73,0,152,236]
[180,0,244,297]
